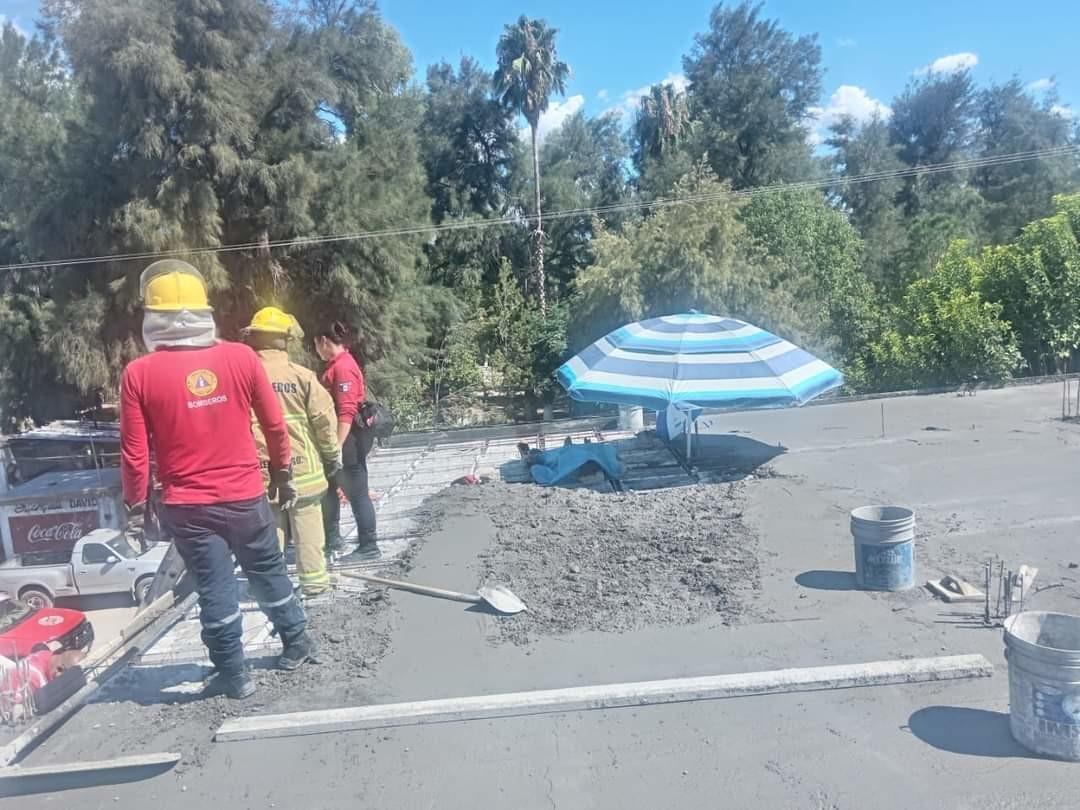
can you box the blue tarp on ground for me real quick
[529,443,622,486]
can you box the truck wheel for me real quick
[134,576,153,607]
[19,587,53,610]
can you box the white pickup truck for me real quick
[0,529,167,608]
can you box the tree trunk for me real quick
[530,124,546,318]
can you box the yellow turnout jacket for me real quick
[251,349,339,499]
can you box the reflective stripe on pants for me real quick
[275,496,331,595]
[161,496,307,675]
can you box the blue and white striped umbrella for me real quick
[557,313,844,412]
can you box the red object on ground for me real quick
[321,350,366,425]
[0,600,94,660]
[0,649,52,694]
[121,341,290,506]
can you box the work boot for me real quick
[338,538,380,565]
[201,669,255,700]
[278,631,318,671]
[325,534,348,554]
[300,586,333,604]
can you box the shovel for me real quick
[340,571,527,615]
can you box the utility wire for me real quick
[2,144,1077,273]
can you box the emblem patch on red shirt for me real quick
[186,369,219,397]
[338,382,351,392]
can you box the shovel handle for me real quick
[340,571,481,604]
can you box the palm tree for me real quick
[634,83,692,163]
[493,15,569,317]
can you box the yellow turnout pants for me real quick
[273,495,331,595]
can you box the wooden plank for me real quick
[0,752,179,797]
[216,654,992,743]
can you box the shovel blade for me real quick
[478,585,527,615]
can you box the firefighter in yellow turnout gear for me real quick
[244,307,341,596]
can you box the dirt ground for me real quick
[418,480,760,645]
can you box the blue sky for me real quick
[3,0,1077,143]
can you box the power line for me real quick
[2,144,1077,274]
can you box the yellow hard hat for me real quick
[139,259,211,311]
[247,306,298,335]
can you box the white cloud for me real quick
[523,94,585,143]
[836,37,857,48]
[597,89,609,102]
[606,72,689,120]
[915,52,978,76]
[1051,104,1074,120]
[1027,77,1054,92]
[805,84,891,145]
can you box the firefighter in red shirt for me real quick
[121,260,314,700]
[315,322,379,563]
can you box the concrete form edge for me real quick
[216,653,993,743]
[0,752,180,798]
[0,751,180,780]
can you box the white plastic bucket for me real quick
[618,406,644,432]
[1004,611,1080,760]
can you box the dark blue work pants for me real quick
[160,496,305,676]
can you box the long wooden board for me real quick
[0,752,180,797]
[217,653,993,743]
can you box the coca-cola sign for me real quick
[10,511,100,554]
[28,522,86,543]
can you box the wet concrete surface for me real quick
[10,383,1080,808]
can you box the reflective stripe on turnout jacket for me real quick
[251,349,340,499]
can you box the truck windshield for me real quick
[0,600,32,632]
[106,534,139,559]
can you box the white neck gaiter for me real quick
[142,309,218,351]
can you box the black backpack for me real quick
[358,400,396,440]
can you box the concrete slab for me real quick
[16,383,1080,808]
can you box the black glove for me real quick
[323,451,343,486]
[268,468,299,511]
[125,501,146,532]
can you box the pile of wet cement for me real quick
[419,480,760,645]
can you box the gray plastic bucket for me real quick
[850,506,915,591]
[1004,611,1080,760]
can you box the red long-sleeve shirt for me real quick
[121,342,290,506]
[321,350,366,426]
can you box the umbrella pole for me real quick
[685,416,694,462]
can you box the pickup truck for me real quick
[0,529,167,609]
